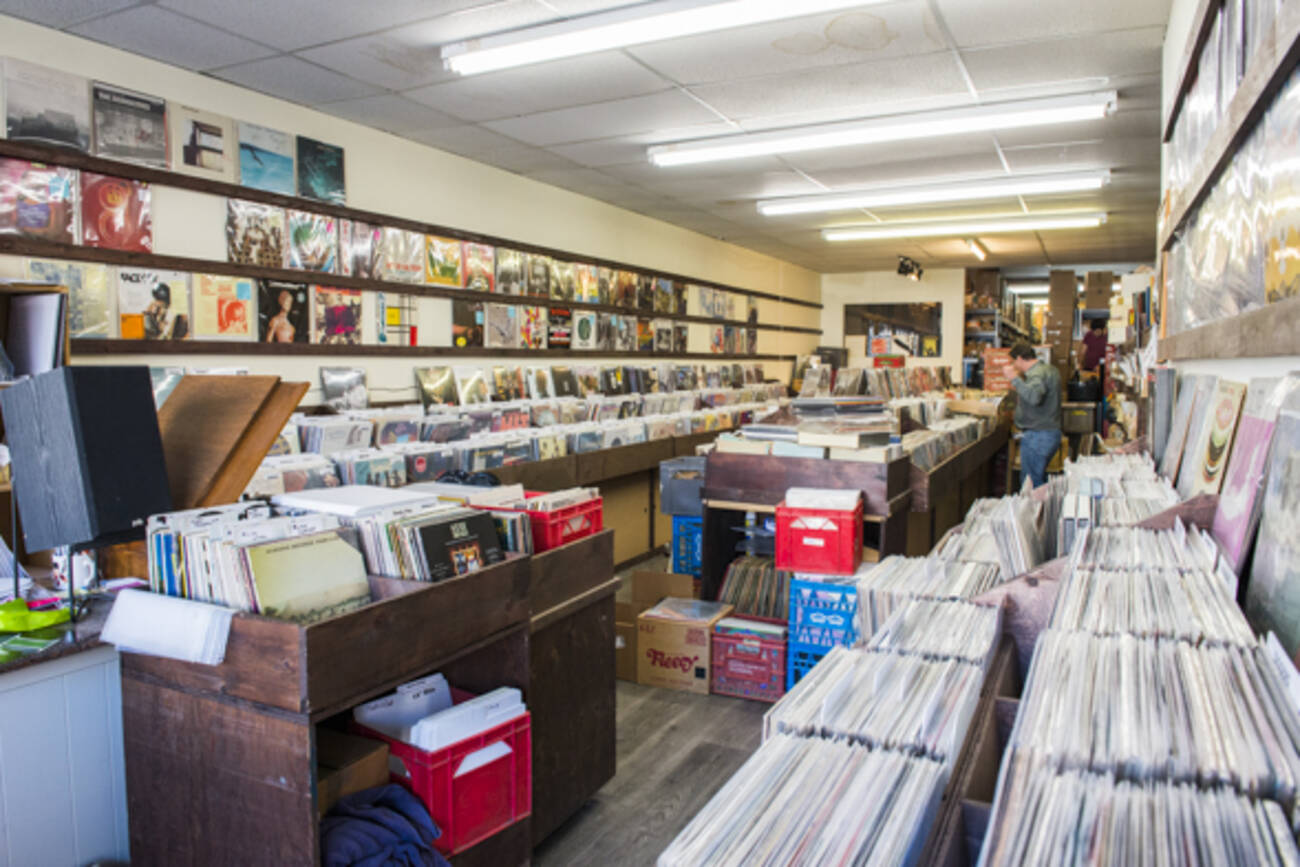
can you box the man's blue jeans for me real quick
[1020,429,1062,489]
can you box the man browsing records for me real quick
[1001,341,1062,489]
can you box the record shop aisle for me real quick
[534,680,766,866]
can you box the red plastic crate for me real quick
[774,501,863,575]
[711,621,786,703]
[477,490,603,552]
[352,690,532,856]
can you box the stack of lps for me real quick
[717,556,791,621]
[932,496,1044,580]
[1071,525,1221,572]
[864,597,1002,669]
[854,556,1004,639]
[658,735,945,867]
[1052,454,1179,554]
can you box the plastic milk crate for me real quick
[671,515,703,576]
[786,578,859,688]
[477,490,603,552]
[711,621,786,703]
[774,501,863,576]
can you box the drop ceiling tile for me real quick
[934,0,1171,49]
[476,145,583,174]
[961,27,1163,92]
[67,5,276,70]
[992,105,1160,149]
[627,4,945,86]
[317,94,464,134]
[537,0,650,14]
[404,124,529,155]
[0,0,142,29]
[405,52,671,122]
[158,0,477,52]
[546,123,737,167]
[212,55,382,105]
[1001,136,1158,173]
[800,150,1006,189]
[482,89,723,147]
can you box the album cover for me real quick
[1246,409,1300,655]
[339,219,380,279]
[654,277,673,313]
[527,367,554,400]
[1191,379,1246,495]
[636,275,655,312]
[193,274,255,340]
[3,58,90,151]
[455,367,492,405]
[724,325,738,354]
[597,267,615,305]
[452,299,484,348]
[91,82,166,166]
[485,302,518,349]
[675,281,689,315]
[597,313,615,350]
[258,280,309,343]
[311,286,362,345]
[637,318,654,353]
[526,253,552,298]
[377,227,424,283]
[573,311,598,350]
[464,242,494,292]
[286,209,338,272]
[320,366,367,410]
[576,264,599,302]
[601,366,624,396]
[118,268,190,340]
[615,271,638,308]
[492,365,522,401]
[296,135,345,204]
[496,248,525,294]
[426,235,463,287]
[81,172,151,252]
[27,259,111,338]
[553,366,579,397]
[710,325,725,354]
[548,307,572,349]
[614,314,636,352]
[552,261,577,301]
[416,511,504,583]
[519,305,547,349]
[655,319,673,353]
[674,324,688,353]
[227,199,285,268]
[237,121,295,195]
[169,104,235,180]
[376,292,417,346]
[0,158,77,242]
[575,366,601,396]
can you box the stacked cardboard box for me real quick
[1083,270,1114,311]
[614,571,695,682]
[1044,270,1077,384]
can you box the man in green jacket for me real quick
[1002,341,1062,488]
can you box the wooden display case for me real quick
[906,427,1010,555]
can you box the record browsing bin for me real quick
[775,502,864,576]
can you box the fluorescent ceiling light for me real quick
[1007,283,1050,295]
[649,90,1117,167]
[967,239,988,261]
[756,169,1110,216]
[442,0,886,76]
[823,212,1107,242]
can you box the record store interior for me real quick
[0,0,1298,864]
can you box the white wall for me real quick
[820,269,967,382]
[0,16,820,400]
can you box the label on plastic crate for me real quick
[801,537,825,547]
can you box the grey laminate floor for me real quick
[532,680,768,866]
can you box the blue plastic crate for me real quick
[671,515,703,576]
[788,578,859,649]
[786,641,831,690]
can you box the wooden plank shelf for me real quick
[702,452,910,517]
[1159,292,1300,360]
[1161,0,1226,142]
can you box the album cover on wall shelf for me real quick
[193,274,255,341]
[452,300,484,348]
[654,278,672,314]
[492,366,521,401]
[227,199,286,268]
[237,122,295,196]
[169,104,235,180]
[81,172,152,252]
[118,267,190,340]
[258,279,309,343]
[0,158,78,242]
[614,314,636,352]
[673,323,688,354]
[552,261,577,301]
[596,267,614,304]
[90,82,166,167]
[3,58,90,151]
[573,311,597,350]
[296,136,345,204]
[376,292,417,346]
[526,253,552,298]
[495,248,525,294]
[485,302,518,349]
[426,235,463,287]
[637,275,655,312]
[339,219,379,279]
[464,242,494,292]
[553,366,579,397]
[616,271,638,308]
[637,318,654,353]
[548,307,572,349]
[377,227,424,284]
[27,258,111,338]
[311,285,362,345]
[519,305,547,349]
[286,209,338,273]
[576,264,599,302]
[654,319,673,353]
[596,312,614,350]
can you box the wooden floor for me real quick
[532,680,768,866]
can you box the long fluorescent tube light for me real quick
[967,239,988,261]
[822,212,1107,242]
[442,0,887,76]
[650,90,1117,167]
[756,169,1110,216]
[1007,279,1122,295]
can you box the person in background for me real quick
[1002,341,1062,488]
[1080,318,1108,371]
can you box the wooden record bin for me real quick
[120,558,533,867]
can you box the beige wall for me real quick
[0,16,819,401]
[820,269,966,383]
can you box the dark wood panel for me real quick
[910,428,1009,513]
[702,452,908,515]
[528,530,615,621]
[491,455,578,491]
[0,137,822,311]
[576,439,675,485]
[122,676,317,866]
[1159,293,1300,360]
[673,432,717,457]
[450,816,532,867]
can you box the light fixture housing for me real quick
[756,169,1111,216]
[441,0,888,76]
[822,212,1107,242]
[967,239,988,261]
[649,90,1117,167]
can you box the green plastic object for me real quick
[0,600,70,633]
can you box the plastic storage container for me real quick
[671,514,703,576]
[711,621,786,702]
[788,577,859,649]
[775,501,863,575]
[785,641,830,690]
[659,457,706,516]
[481,490,603,552]
[353,690,532,857]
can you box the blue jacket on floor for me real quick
[320,783,451,867]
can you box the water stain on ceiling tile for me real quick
[364,37,441,78]
[771,31,829,56]
[824,13,899,52]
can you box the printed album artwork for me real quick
[616,271,638,308]
[3,58,90,150]
[81,172,152,252]
[519,306,547,350]
[91,82,166,167]
[1245,408,1300,657]
[311,286,362,345]
[296,136,346,205]
[426,235,463,287]
[548,307,572,349]
[169,104,235,180]
[376,292,417,346]
[485,303,519,349]
[27,259,111,338]
[286,210,338,272]
[258,280,309,343]
[464,242,494,292]
[237,122,295,196]
[1191,380,1246,495]
[526,254,552,298]
[377,227,424,283]
[1176,375,1220,498]
[117,267,190,340]
[0,158,78,242]
[227,199,286,268]
[496,248,525,295]
[452,300,483,348]
[573,311,598,350]
[1159,375,1203,480]
[193,274,255,340]
[415,366,458,409]
[340,220,380,279]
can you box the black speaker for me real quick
[0,366,171,552]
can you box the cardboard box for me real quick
[1083,271,1113,311]
[316,729,390,815]
[615,571,696,682]
[636,598,733,694]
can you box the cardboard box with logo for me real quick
[1083,270,1113,311]
[636,598,733,694]
[614,571,696,683]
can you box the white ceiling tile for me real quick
[934,0,1171,48]
[604,164,825,204]
[212,55,382,105]
[799,149,1006,190]
[546,124,737,166]
[993,105,1160,150]
[157,0,480,52]
[0,0,142,28]
[405,52,671,122]
[1001,135,1158,173]
[317,94,464,134]
[404,124,529,155]
[482,89,723,146]
[475,145,582,174]
[961,27,1163,93]
[67,6,276,70]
